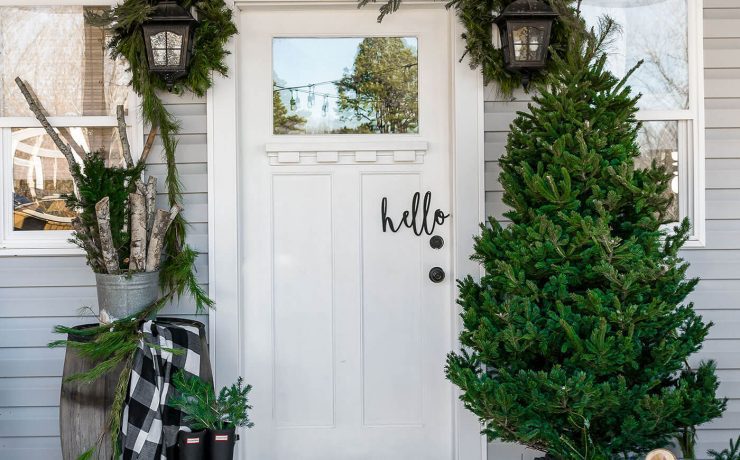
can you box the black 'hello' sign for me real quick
[381,191,450,236]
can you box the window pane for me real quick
[0,6,129,117]
[580,0,688,111]
[273,37,418,135]
[635,121,679,222]
[12,127,123,232]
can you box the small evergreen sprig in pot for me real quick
[171,372,254,459]
[171,371,255,431]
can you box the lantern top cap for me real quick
[148,1,197,23]
[494,0,558,23]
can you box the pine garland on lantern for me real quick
[87,0,238,311]
[445,20,725,459]
[358,0,583,96]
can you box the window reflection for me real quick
[635,121,679,223]
[12,127,123,231]
[580,0,689,111]
[273,37,418,135]
[0,6,129,117]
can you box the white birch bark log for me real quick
[95,197,119,274]
[72,217,104,272]
[145,176,157,238]
[128,193,147,272]
[145,204,183,272]
[135,180,147,197]
[116,105,134,168]
[137,125,158,168]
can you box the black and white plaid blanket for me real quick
[121,319,206,460]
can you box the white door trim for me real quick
[208,2,486,459]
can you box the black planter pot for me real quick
[177,429,207,460]
[209,427,237,460]
[534,456,556,460]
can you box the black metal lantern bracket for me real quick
[142,1,199,89]
[493,0,559,89]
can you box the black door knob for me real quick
[430,235,444,249]
[429,267,445,283]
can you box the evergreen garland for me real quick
[358,0,583,96]
[87,0,238,311]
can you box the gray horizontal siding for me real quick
[486,5,740,460]
[0,93,210,459]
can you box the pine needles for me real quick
[171,371,255,431]
[709,436,740,460]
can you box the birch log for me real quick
[145,204,182,272]
[137,125,159,168]
[15,77,81,195]
[135,180,147,197]
[116,105,134,168]
[72,217,104,272]
[145,176,157,238]
[95,197,119,274]
[128,193,147,272]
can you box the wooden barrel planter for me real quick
[60,318,213,460]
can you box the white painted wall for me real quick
[0,92,210,459]
[485,1,740,458]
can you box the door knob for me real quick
[429,267,445,283]
[430,235,444,249]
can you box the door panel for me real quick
[240,7,454,460]
[360,173,424,427]
[272,174,335,428]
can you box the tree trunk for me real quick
[95,197,119,274]
[129,193,147,272]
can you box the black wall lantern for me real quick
[494,0,558,88]
[142,1,198,88]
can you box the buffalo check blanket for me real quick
[121,319,205,460]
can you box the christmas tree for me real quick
[446,20,725,460]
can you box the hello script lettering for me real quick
[381,191,450,236]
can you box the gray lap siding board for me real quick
[0,94,209,459]
[485,3,740,459]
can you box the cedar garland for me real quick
[87,0,238,311]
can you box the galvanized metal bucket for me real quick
[95,271,160,320]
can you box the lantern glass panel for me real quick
[510,23,547,62]
[150,31,184,67]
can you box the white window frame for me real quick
[624,0,706,247]
[0,0,143,256]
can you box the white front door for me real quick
[239,6,455,459]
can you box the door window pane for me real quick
[580,0,688,111]
[12,127,123,232]
[0,6,129,117]
[273,37,418,135]
[635,121,679,223]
